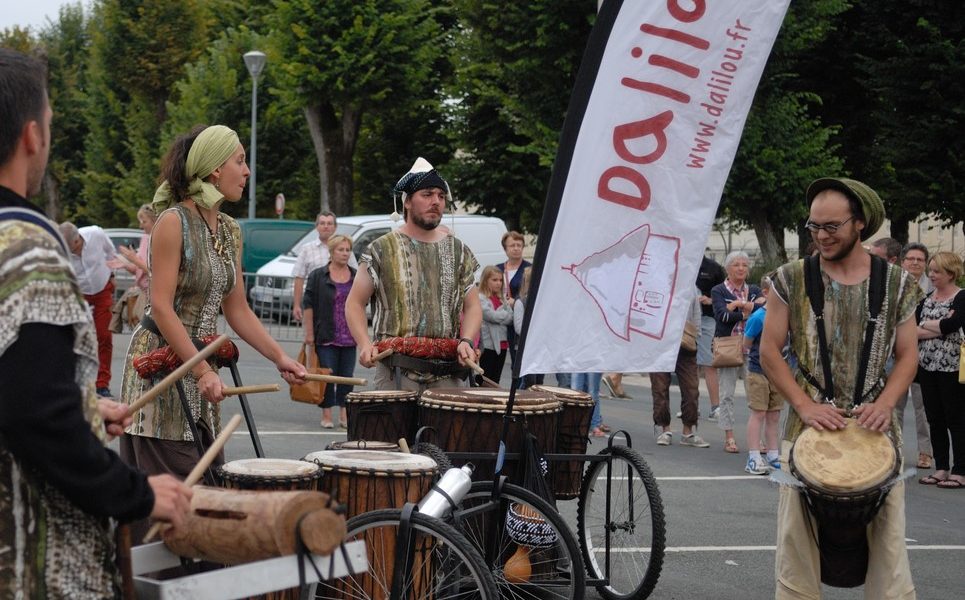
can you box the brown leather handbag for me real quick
[711,335,744,368]
[290,344,330,404]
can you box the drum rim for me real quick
[789,424,900,496]
[327,440,402,451]
[302,449,438,473]
[417,397,562,414]
[218,458,321,477]
[345,390,419,402]
[530,384,595,404]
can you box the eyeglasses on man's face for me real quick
[804,215,854,234]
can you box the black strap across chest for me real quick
[802,254,887,406]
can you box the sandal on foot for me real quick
[919,474,946,485]
[917,453,933,469]
[321,421,334,429]
[591,427,606,438]
[723,439,739,453]
[600,424,612,432]
[937,477,965,489]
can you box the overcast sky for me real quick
[1,0,76,33]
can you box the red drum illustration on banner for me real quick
[563,224,679,342]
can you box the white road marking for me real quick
[233,431,344,435]
[594,545,965,553]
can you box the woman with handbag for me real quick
[915,251,965,489]
[119,125,306,497]
[303,235,357,428]
[711,251,763,456]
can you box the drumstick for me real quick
[128,334,230,415]
[372,348,394,362]
[463,358,485,375]
[304,373,368,386]
[398,438,411,453]
[143,413,243,543]
[221,384,280,396]
[479,375,501,388]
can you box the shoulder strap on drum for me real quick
[852,256,887,406]
[803,255,835,402]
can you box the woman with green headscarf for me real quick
[118,125,306,517]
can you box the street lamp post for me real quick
[243,50,267,219]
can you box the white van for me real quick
[249,213,508,315]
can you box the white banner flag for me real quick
[520,0,790,375]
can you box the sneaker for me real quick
[676,411,682,418]
[656,431,673,446]
[96,387,113,399]
[708,406,719,422]
[680,434,710,448]
[768,457,781,470]
[745,456,768,476]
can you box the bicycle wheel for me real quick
[415,441,453,472]
[316,508,498,600]
[576,446,665,600]
[456,481,585,600]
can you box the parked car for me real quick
[104,228,144,301]
[234,218,316,275]
[249,213,508,318]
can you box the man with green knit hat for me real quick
[761,177,921,598]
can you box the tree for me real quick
[722,0,849,263]
[38,3,91,221]
[449,0,594,232]
[81,0,207,226]
[802,1,965,244]
[163,27,321,220]
[271,0,447,216]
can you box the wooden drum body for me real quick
[304,450,437,519]
[789,419,900,588]
[345,390,419,446]
[305,450,437,600]
[162,486,345,565]
[532,384,594,499]
[418,388,561,481]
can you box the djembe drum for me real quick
[789,419,900,587]
[305,450,438,600]
[219,458,322,491]
[345,390,419,446]
[216,459,325,599]
[531,384,594,499]
[417,388,560,481]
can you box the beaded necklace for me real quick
[193,203,233,265]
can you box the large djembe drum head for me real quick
[219,458,322,491]
[791,419,897,494]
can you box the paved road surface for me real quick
[106,330,963,599]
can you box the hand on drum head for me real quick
[97,399,133,440]
[798,402,848,431]
[148,475,193,530]
[851,402,893,433]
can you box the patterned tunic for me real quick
[0,210,118,598]
[772,259,922,445]
[121,204,240,441]
[363,230,478,342]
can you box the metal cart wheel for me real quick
[576,445,665,600]
[455,480,586,600]
[316,508,499,600]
